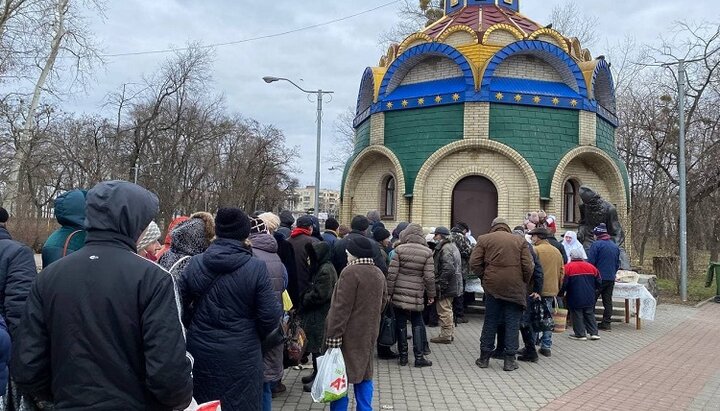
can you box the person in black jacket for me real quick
[181,207,282,411]
[0,207,36,338]
[11,180,193,411]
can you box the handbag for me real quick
[377,305,396,347]
[552,297,568,333]
[262,314,289,352]
[540,301,555,332]
[283,310,307,367]
[62,229,84,257]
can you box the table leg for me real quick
[624,299,630,323]
[636,299,641,330]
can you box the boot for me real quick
[301,354,318,384]
[397,325,409,366]
[476,351,492,368]
[303,382,313,392]
[518,327,538,362]
[377,345,399,359]
[503,355,519,371]
[413,326,432,367]
[421,326,431,355]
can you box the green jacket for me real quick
[41,190,87,268]
[705,262,720,295]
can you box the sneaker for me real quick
[539,348,551,357]
[568,335,588,341]
[589,335,601,340]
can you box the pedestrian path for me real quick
[273,303,712,410]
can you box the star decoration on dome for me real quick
[570,99,578,107]
[386,102,393,109]
[418,98,425,105]
[495,92,504,100]
[401,100,409,107]
[552,97,560,105]
[514,94,522,102]
[533,96,541,104]
[452,93,460,101]
[435,95,443,103]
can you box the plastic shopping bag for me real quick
[310,348,348,403]
[183,398,221,411]
[282,290,293,311]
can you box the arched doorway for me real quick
[452,176,498,236]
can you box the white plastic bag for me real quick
[310,347,348,403]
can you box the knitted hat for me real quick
[346,235,374,259]
[593,223,608,236]
[258,212,280,233]
[296,215,313,228]
[373,227,391,242]
[279,210,295,227]
[249,217,268,234]
[491,217,509,228]
[215,208,251,241]
[350,215,370,232]
[366,210,381,223]
[434,226,451,236]
[325,217,339,231]
[137,221,161,250]
[569,248,585,260]
[0,207,8,223]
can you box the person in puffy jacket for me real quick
[41,189,87,268]
[11,180,193,410]
[387,223,434,367]
[180,208,282,411]
[561,248,601,341]
[0,316,9,396]
[0,207,36,338]
[430,227,462,345]
[158,211,215,278]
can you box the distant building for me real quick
[293,185,340,216]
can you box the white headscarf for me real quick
[562,231,587,260]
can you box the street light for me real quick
[264,76,334,217]
[133,161,160,184]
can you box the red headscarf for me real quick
[156,216,189,258]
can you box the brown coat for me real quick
[387,224,435,311]
[534,240,565,297]
[324,259,388,384]
[470,224,534,308]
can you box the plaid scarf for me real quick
[347,257,375,266]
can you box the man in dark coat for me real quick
[322,217,340,245]
[471,218,534,372]
[181,208,282,411]
[11,180,193,410]
[41,189,87,268]
[430,227,462,344]
[0,207,36,338]
[287,215,319,304]
[588,223,621,331]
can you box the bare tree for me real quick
[547,1,598,48]
[326,106,356,170]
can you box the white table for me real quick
[613,282,657,329]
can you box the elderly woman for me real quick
[562,231,587,260]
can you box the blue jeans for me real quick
[262,382,273,411]
[330,379,373,411]
[480,294,523,355]
[537,297,554,349]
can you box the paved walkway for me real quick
[273,303,718,410]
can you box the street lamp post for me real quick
[133,161,161,185]
[264,76,333,217]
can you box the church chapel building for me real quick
[340,0,629,236]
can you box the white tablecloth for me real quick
[465,278,484,294]
[613,282,657,321]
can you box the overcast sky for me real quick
[68,0,718,190]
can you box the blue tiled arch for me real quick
[592,59,616,108]
[378,43,475,99]
[480,40,589,99]
[356,67,375,115]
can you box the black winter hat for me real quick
[346,235,374,259]
[373,227,391,242]
[0,207,8,223]
[350,215,370,232]
[215,207,251,241]
[279,210,295,227]
[325,217,339,231]
[296,215,313,228]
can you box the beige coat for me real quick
[387,224,435,311]
[534,240,565,297]
[470,224,534,308]
[324,259,388,384]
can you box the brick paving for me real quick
[272,302,719,410]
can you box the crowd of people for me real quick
[0,180,623,411]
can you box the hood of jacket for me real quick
[170,217,211,256]
[307,240,332,267]
[399,223,426,246]
[250,232,278,254]
[202,238,253,273]
[85,181,158,250]
[54,189,87,228]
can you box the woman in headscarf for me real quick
[562,230,587,260]
[156,216,189,259]
[158,212,215,278]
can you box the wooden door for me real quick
[451,176,498,236]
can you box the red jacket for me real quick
[560,260,601,309]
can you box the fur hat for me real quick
[373,227,391,242]
[190,211,216,243]
[137,221,161,250]
[296,215,313,228]
[346,235,374,259]
[215,208,250,241]
[0,207,8,223]
[350,215,370,232]
[258,212,280,233]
